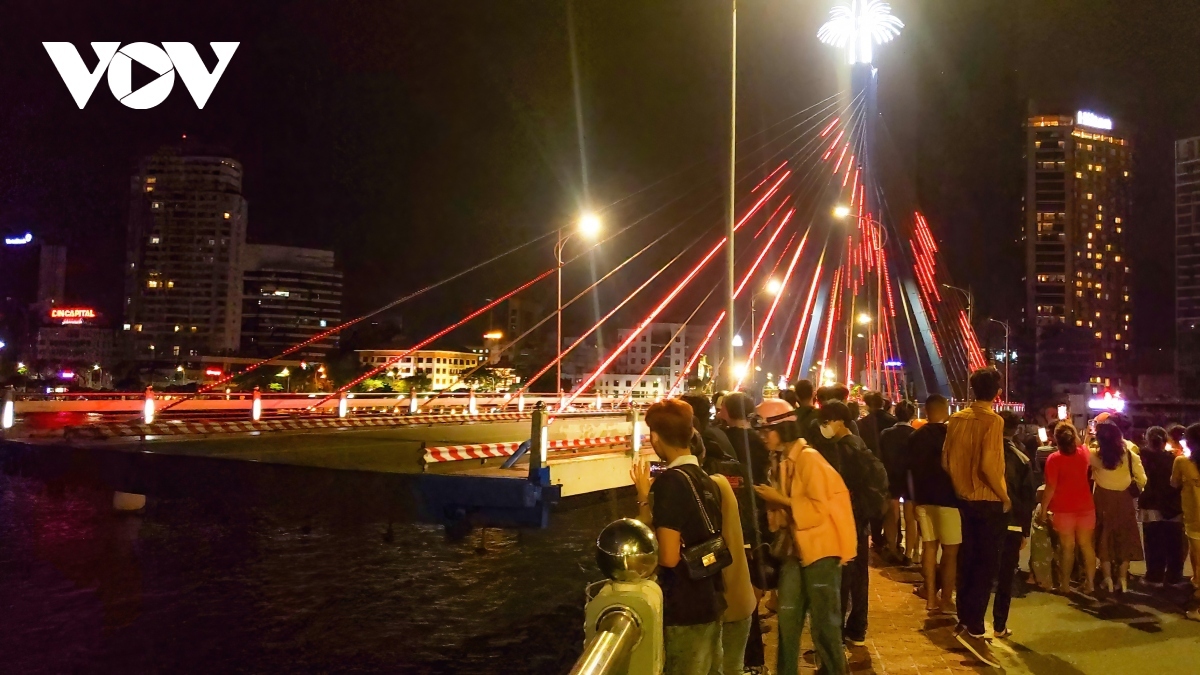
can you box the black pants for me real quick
[841,525,870,641]
[744,607,765,667]
[1143,520,1186,584]
[992,530,1024,632]
[956,500,1007,636]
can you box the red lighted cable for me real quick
[669,311,726,394]
[736,231,810,389]
[561,235,729,411]
[308,268,555,410]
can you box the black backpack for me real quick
[839,438,890,521]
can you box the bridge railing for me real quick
[567,608,641,675]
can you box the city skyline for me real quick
[2,1,1200,381]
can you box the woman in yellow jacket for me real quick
[753,399,857,675]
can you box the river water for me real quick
[0,470,623,674]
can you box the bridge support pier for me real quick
[112,491,146,512]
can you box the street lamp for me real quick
[277,366,291,393]
[856,312,872,325]
[988,318,1011,402]
[554,214,601,403]
[833,205,889,247]
[943,283,974,324]
[746,280,782,391]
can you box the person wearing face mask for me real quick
[751,399,856,675]
[818,400,889,650]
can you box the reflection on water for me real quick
[0,472,624,673]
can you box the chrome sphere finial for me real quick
[596,518,659,582]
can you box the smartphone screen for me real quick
[648,462,668,478]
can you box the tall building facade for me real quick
[241,244,343,359]
[1176,136,1200,397]
[124,149,248,361]
[1024,112,1132,394]
[593,322,710,400]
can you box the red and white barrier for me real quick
[64,410,537,441]
[421,434,645,465]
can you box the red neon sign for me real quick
[204,368,223,377]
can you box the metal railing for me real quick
[567,607,641,675]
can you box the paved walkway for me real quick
[759,555,1200,674]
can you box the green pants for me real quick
[777,556,846,675]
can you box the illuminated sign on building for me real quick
[1076,110,1113,131]
[1087,391,1126,413]
[4,232,33,245]
[204,368,223,377]
[50,307,97,325]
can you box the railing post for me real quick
[143,386,155,425]
[468,388,478,416]
[627,406,641,459]
[518,393,526,413]
[409,392,419,414]
[338,391,348,418]
[251,386,262,422]
[529,401,549,484]
[1,386,15,433]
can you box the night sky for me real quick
[1,1,1197,364]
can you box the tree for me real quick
[401,373,432,393]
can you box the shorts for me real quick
[916,505,962,546]
[1051,510,1096,535]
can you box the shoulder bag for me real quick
[673,467,733,580]
[1126,449,1141,499]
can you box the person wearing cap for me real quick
[818,399,886,649]
[752,398,856,675]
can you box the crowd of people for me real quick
[629,368,1200,675]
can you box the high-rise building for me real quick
[1024,112,1132,394]
[593,322,711,400]
[123,148,248,361]
[36,244,67,307]
[1176,136,1200,397]
[241,244,343,359]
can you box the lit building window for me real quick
[147,280,158,288]
[223,212,231,219]
[1086,193,1093,200]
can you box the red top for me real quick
[1045,448,1094,514]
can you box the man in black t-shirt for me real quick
[907,394,961,615]
[632,399,726,675]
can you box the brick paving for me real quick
[760,556,991,674]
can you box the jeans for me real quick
[992,530,1025,632]
[956,500,1007,636]
[664,621,721,675]
[778,556,846,675]
[720,616,752,675]
[1143,520,1186,584]
[840,526,870,642]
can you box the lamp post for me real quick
[988,318,1011,402]
[726,0,738,394]
[748,279,782,393]
[555,213,601,403]
[832,205,889,247]
[943,283,974,325]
